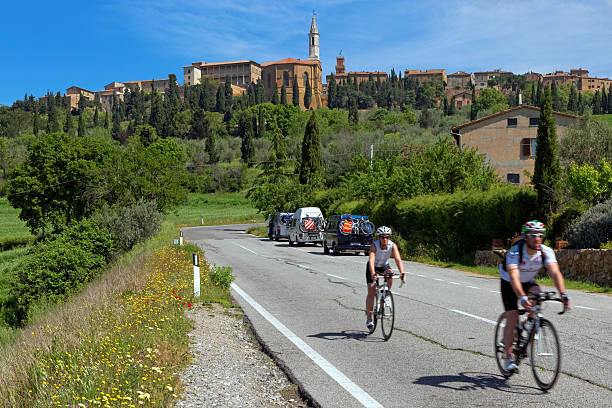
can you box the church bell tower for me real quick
[308,12,320,61]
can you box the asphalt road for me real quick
[183,224,612,408]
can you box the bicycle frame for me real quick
[514,293,566,359]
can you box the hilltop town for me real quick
[29,15,612,114]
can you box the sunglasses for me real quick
[526,233,544,239]
[379,235,390,239]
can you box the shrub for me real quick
[210,265,234,289]
[94,200,162,255]
[569,198,612,249]
[0,235,35,251]
[548,203,586,241]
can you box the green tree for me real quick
[112,112,121,141]
[348,97,358,126]
[327,75,337,109]
[608,84,612,114]
[472,88,508,114]
[304,78,312,109]
[292,78,300,107]
[134,124,158,147]
[470,87,477,120]
[299,110,322,184]
[6,133,120,234]
[149,91,165,134]
[281,85,287,105]
[567,85,577,112]
[78,114,85,137]
[33,108,39,136]
[271,82,279,104]
[257,106,266,138]
[215,85,226,113]
[64,111,73,133]
[560,114,612,167]
[448,96,457,115]
[93,107,100,127]
[532,87,561,223]
[239,113,255,166]
[551,80,560,111]
[536,80,542,105]
[567,158,612,204]
[601,86,608,114]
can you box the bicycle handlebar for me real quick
[522,291,568,315]
[369,272,405,288]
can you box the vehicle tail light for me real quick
[299,233,303,238]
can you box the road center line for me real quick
[327,273,346,280]
[575,305,597,310]
[450,309,497,325]
[448,281,461,285]
[232,242,259,255]
[466,286,480,289]
[231,283,384,408]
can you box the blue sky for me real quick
[2,0,612,106]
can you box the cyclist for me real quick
[365,226,406,329]
[499,220,571,373]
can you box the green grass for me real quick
[164,192,264,227]
[593,113,612,127]
[0,197,34,244]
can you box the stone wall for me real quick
[475,249,612,287]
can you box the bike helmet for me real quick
[376,226,392,235]
[521,220,546,234]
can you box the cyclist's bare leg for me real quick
[387,277,393,290]
[504,310,519,359]
[366,284,376,319]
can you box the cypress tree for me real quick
[104,112,109,129]
[348,97,358,126]
[78,114,85,137]
[225,76,233,107]
[551,80,560,111]
[442,97,448,115]
[64,111,73,133]
[206,130,219,163]
[532,87,561,224]
[470,87,477,120]
[47,92,59,133]
[304,78,312,109]
[149,91,165,134]
[577,92,584,115]
[33,108,39,136]
[601,86,607,114]
[281,85,287,105]
[593,90,601,114]
[299,110,322,184]
[93,107,100,127]
[111,112,121,141]
[529,82,536,104]
[327,75,337,109]
[271,82,279,104]
[240,114,255,166]
[449,96,457,115]
[292,78,300,107]
[536,80,542,105]
[257,106,266,138]
[215,85,226,113]
[608,84,612,114]
[256,80,265,104]
[567,85,577,112]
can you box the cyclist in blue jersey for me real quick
[499,220,571,373]
[365,226,406,329]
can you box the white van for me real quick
[287,207,325,246]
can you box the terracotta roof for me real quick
[187,60,260,68]
[473,70,513,75]
[262,57,319,67]
[123,79,168,84]
[405,69,445,75]
[66,86,94,94]
[348,71,387,75]
[451,105,579,133]
[448,71,471,77]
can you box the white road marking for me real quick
[327,274,346,280]
[490,290,501,294]
[575,305,597,310]
[233,242,259,255]
[466,286,480,289]
[416,274,425,278]
[448,281,461,285]
[433,278,443,281]
[450,309,497,325]
[231,283,384,408]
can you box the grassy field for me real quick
[0,197,34,239]
[164,192,264,228]
[593,113,612,127]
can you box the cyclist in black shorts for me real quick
[499,220,571,372]
[366,226,406,329]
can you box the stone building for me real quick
[325,55,387,86]
[473,69,513,90]
[405,69,447,86]
[451,105,578,184]
[447,71,473,89]
[183,60,262,88]
[66,86,94,111]
[94,76,172,111]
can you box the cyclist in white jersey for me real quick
[500,220,570,373]
[365,226,405,329]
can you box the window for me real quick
[529,117,539,126]
[303,72,309,86]
[507,174,520,184]
[267,73,271,88]
[520,138,537,157]
[507,118,518,127]
[283,71,289,87]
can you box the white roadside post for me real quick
[201,216,204,225]
[179,230,183,246]
[370,144,374,167]
[193,253,200,297]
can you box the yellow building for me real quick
[262,58,323,109]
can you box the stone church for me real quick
[262,15,324,109]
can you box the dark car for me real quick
[323,214,374,255]
[267,212,294,240]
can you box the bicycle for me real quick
[494,291,568,390]
[368,272,403,341]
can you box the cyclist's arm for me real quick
[391,243,405,279]
[507,264,533,307]
[368,244,377,280]
[545,262,571,309]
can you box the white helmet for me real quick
[376,226,392,235]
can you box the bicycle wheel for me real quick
[380,291,395,341]
[494,313,516,377]
[530,318,561,390]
